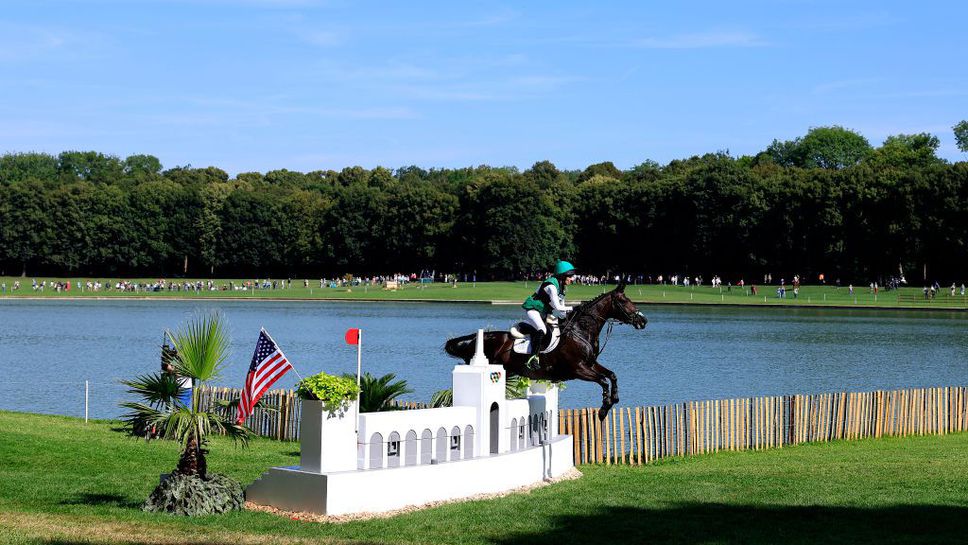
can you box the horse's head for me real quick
[609,281,647,329]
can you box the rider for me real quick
[521,260,576,369]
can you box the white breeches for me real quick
[525,309,547,334]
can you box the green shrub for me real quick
[143,473,243,516]
[296,372,359,413]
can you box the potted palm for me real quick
[120,312,249,515]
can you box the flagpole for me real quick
[356,329,362,390]
[355,329,362,435]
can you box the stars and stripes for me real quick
[236,328,293,424]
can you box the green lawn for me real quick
[1,277,966,310]
[3,410,968,544]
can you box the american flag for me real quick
[236,329,293,424]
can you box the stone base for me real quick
[246,435,574,516]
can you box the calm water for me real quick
[1,299,966,419]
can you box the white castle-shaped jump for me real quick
[246,329,575,516]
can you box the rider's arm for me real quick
[544,283,572,312]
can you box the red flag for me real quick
[345,328,360,345]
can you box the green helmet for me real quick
[555,260,576,276]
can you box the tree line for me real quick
[1,125,966,283]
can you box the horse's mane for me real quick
[563,289,614,331]
[572,289,612,313]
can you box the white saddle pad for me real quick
[512,327,562,355]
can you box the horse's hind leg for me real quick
[591,361,619,406]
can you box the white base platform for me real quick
[246,435,574,516]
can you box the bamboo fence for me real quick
[199,385,968,464]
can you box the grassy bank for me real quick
[3,410,968,544]
[1,277,967,310]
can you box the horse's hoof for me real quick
[611,395,620,405]
[598,407,609,420]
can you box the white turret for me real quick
[452,329,508,456]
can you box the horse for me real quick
[444,281,647,420]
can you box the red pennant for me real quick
[345,328,360,345]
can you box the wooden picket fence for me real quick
[560,386,968,465]
[196,386,429,441]
[199,386,302,441]
[199,385,968,463]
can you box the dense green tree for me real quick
[454,173,567,277]
[321,183,388,271]
[869,133,942,169]
[954,120,968,153]
[163,166,229,186]
[797,126,872,169]
[264,169,306,186]
[761,127,872,170]
[1,145,966,282]
[57,151,125,184]
[217,190,291,274]
[0,153,58,185]
[0,180,54,275]
[124,154,163,180]
[523,161,563,188]
[577,161,622,183]
[382,182,458,270]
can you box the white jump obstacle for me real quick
[245,329,575,516]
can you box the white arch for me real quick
[369,432,384,470]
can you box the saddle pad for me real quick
[512,327,561,355]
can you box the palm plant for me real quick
[429,375,533,408]
[355,372,414,412]
[121,313,248,478]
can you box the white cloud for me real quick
[631,31,768,49]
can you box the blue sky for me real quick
[2,1,966,174]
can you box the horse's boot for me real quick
[527,330,544,370]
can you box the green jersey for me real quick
[522,276,562,314]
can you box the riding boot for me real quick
[527,330,544,370]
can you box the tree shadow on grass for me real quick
[491,503,968,545]
[59,492,141,509]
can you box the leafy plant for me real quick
[429,376,563,408]
[119,312,249,515]
[296,372,359,414]
[356,372,413,412]
[143,473,243,516]
[430,388,453,408]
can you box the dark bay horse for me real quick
[444,282,647,419]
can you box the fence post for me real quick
[85,380,89,423]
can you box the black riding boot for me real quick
[527,330,544,370]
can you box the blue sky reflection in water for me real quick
[1,299,966,419]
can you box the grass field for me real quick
[1,277,967,310]
[3,410,968,544]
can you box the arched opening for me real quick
[509,418,518,452]
[450,425,462,461]
[464,425,475,459]
[435,426,448,463]
[420,429,433,465]
[387,431,401,468]
[489,402,500,454]
[405,430,418,466]
[368,432,384,469]
[518,418,526,450]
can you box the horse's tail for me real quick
[443,333,477,363]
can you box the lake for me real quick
[1,299,966,419]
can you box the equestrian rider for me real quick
[521,260,576,369]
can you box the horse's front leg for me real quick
[574,364,612,420]
[591,361,618,406]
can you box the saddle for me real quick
[509,316,562,355]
